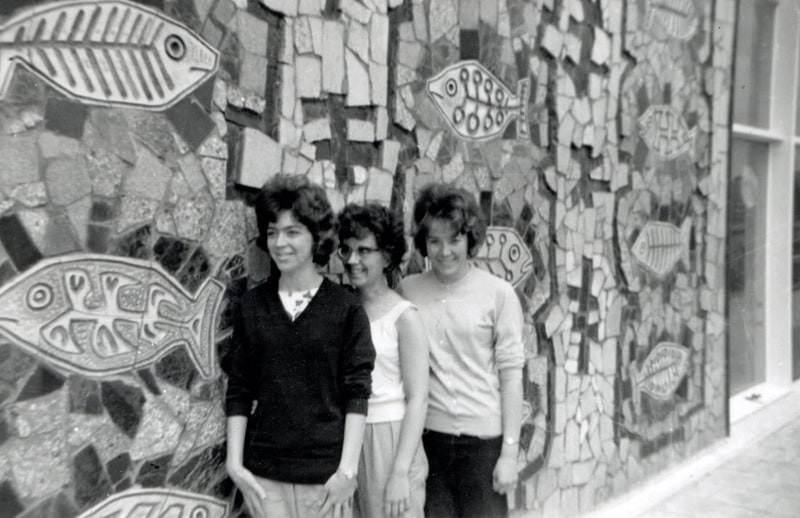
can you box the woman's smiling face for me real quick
[425,217,469,283]
[341,232,386,289]
[266,210,315,274]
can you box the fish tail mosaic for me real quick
[76,487,229,518]
[0,0,219,109]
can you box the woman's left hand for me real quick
[492,453,518,495]
[319,471,357,518]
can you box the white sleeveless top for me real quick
[366,300,414,423]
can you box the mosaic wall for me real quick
[0,0,733,516]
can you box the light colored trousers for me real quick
[251,476,354,518]
[355,420,428,518]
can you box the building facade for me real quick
[0,0,735,516]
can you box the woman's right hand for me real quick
[384,471,411,518]
[226,462,267,517]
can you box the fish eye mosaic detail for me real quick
[0,0,220,110]
[426,60,530,142]
[0,254,225,379]
[76,487,229,518]
[472,227,534,287]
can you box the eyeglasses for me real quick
[337,245,381,260]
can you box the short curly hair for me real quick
[412,183,486,258]
[253,174,336,266]
[338,203,407,275]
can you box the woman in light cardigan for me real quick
[338,203,429,518]
[399,183,524,518]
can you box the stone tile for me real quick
[236,128,282,188]
[304,118,331,142]
[429,0,457,42]
[281,17,295,64]
[365,167,393,206]
[204,201,249,257]
[341,0,371,23]
[44,97,87,139]
[0,134,39,188]
[370,13,389,65]
[173,192,214,241]
[347,119,375,141]
[380,139,401,172]
[541,24,563,57]
[7,182,46,207]
[346,50,371,106]
[370,62,388,106]
[116,195,159,232]
[592,28,611,65]
[347,19,370,62]
[375,106,388,140]
[166,99,217,152]
[308,16,324,54]
[397,40,424,68]
[259,0,297,16]
[239,51,269,94]
[7,434,70,500]
[123,148,170,201]
[295,16,315,54]
[295,55,323,99]
[66,196,91,247]
[237,10,269,55]
[322,20,345,94]
[45,156,91,206]
[298,0,321,15]
[38,130,83,159]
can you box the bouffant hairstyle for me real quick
[338,203,407,276]
[253,174,336,266]
[412,183,486,258]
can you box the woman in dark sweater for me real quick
[224,175,375,518]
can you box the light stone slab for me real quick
[322,21,346,93]
[237,128,282,188]
[304,118,331,141]
[346,50,371,106]
[347,119,376,141]
[296,55,322,98]
[370,13,389,65]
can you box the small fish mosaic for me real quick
[631,219,691,277]
[76,487,229,518]
[0,0,219,110]
[472,227,533,286]
[631,341,691,405]
[637,105,696,160]
[645,0,699,41]
[0,254,225,379]
[426,60,530,142]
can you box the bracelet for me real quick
[503,436,518,446]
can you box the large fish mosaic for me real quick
[0,254,224,379]
[630,341,691,411]
[427,60,530,142]
[77,487,229,518]
[631,218,692,277]
[637,105,696,160]
[472,227,533,287]
[0,0,219,109]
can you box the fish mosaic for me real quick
[645,0,699,41]
[0,0,219,110]
[631,218,692,277]
[472,227,534,286]
[76,487,229,518]
[631,342,691,409]
[426,60,530,142]
[637,105,696,160]
[0,254,225,379]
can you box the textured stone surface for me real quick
[0,135,39,188]
[237,128,282,188]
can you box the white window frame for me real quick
[729,0,799,421]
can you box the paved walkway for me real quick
[639,418,800,517]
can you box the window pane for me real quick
[794,148,800,379]
[733,0,775,127]
[727,138,768,394]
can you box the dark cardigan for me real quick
[223,277,375,484]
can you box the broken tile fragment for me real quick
[236,128,283,189]
[322,21,345,94]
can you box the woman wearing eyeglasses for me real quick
[337,203,429,518]
[223,175,375,518]
[399,184,523,518]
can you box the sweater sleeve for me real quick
[494,281,526,371]
[340,303,376,415]
[222,299,257,417]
